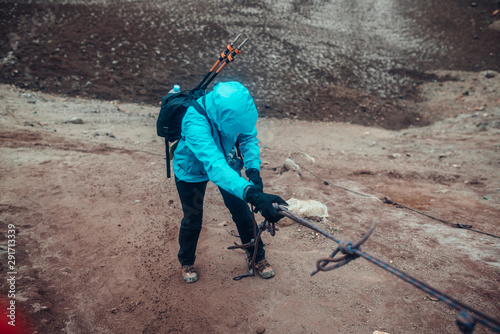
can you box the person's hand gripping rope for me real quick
[244,185,287,223]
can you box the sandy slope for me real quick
[0,70,499,333]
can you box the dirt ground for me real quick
[1,69,499,333]
[1,1,500,334]
[1,1,499,130]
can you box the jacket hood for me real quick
[202,82,258,135]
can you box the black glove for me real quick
[245,168,263,191]
[245,185,288,223]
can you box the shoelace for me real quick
[256,260,270,271]
[183,265,196,273]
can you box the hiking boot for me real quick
[256,259,275,279]
[181,265,198,283]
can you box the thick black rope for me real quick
[227,205,278,280]
[273,203,500,334]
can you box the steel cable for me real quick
[297,164,500,239]
[383,198,500,239]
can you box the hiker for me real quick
[172,81,287,283]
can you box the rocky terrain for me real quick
[0,1,499,334]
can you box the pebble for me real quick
[389,153,401,159]
[256,326,266,334]
[282,158,302,175]
[64,117,84,124]
[484,71,496,79]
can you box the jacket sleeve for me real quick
[238,126,261,172]
[182,108,252,200]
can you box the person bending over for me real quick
[172,81,287,283]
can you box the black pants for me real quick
[175,178,265,266]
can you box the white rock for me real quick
[64,117,84,124]
[282,158,302,175]
[286,198,328,221]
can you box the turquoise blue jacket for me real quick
[172,82,261,200]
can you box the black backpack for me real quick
[156,35,248,178]
[156,87,211,178]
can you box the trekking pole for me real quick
[201,37,249,90]
[196,34,241,89]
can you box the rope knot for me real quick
[310,222,376,276]
[228,206,279,280]
[339,240,356,255]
